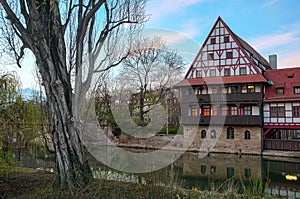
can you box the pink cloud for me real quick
[250,31,299,51]
[279,51,300,68]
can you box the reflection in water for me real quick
[12,147,300,198]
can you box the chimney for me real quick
[269,54,277,69]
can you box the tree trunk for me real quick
[26,3,92,189]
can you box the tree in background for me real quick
[119,36,185,125]
[0,0,147,188]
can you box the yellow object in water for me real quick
[285,175,298,181]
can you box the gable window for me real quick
[294,87,300,94]
[224,68,230,76]
[211,130,216,139]
[210,38,216,44]
[226,51,233,59]
[293,106,300,117]
[276,88,284,95]
[227,127,234,139]
[210,69,216,77]
[201,130,207,138]
[244,106,251,115]
[240,67,246,75]
[245,130,251,140]
[196,70,202,78]
[224,36,230,43]
[208,53,214,60]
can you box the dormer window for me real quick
[276,88,284,95]
[294,87,300,94]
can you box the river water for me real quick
[12,147,300,198]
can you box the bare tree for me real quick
[0,0,147,189]
[120,36,185,124]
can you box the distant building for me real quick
[175,17,300,154]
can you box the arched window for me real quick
[227,127,234,139]
[201,130,206,138]
[245,130,251,140]
[211,130,216,139]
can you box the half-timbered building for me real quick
[263,67,300,151]
[176,17,272,154]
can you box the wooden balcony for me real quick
[263,139,300,151]
[197,93,263,103]
[182,115,262,126]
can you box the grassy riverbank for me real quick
[0,171,273,199]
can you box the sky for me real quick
[4,0,300,89]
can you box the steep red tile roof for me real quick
[175,74,268,87]
[264,67,300,102]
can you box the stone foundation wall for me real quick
[183,125,262,154]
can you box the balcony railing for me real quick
[263,139,300,151]
[182,115,262,126]
[196,93,263,103]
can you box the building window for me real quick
[210,165,216,174]
[293,106,300,117]
[208,53,214,60]
[211,130,216,139]
[210,69,216,77]
[231,86,238,93]
[240,67,246,75]
[227,167,234,178]
[226,51,233,59]
[210,38,216,44]
[241,85,247,93]
[201,130,207,138]
[245,168,251,178]
[227,127,234,139]
[247,85,255,93]
[222,106,229,115]
[191,107,198,116]
[212,106,218,115]
[278,107,285,117]
[230,106,238,115]
[224,68,230,76]
[244,106,251,115]
[270,107,277,117]
[276,88,284,95]
[201,165,206,174]
[245,130,251,140]
[196,70,202,78]
[224,36,230,43]
[294,87,300,94]
[203,106,211,116]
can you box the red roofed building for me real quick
[176,17,272,154]
[263,68,300,150]
[175,16,300,154]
